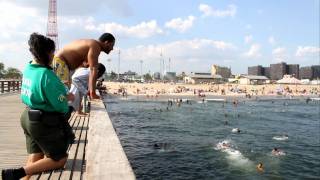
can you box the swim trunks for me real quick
[52,56,70,84]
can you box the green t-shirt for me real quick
[21,63,68,113]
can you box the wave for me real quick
[215,140,254,169]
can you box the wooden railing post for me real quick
[17,81,20,91]
[6,81,10,92]
[0,80,22,93]
[1,81,4,93]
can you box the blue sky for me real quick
[0,0,319,74]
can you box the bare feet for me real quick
[77,111,88,116]
[90,93,100,100]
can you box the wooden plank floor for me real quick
[0,94,89,180]
[0,93,27,179]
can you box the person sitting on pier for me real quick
[1,33,75,180]
[69,62,106,115]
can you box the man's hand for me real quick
[67,93,75,102]
[90,92,100,99]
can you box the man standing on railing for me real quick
[53,33,115,99]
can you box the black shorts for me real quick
[20,109,68,161]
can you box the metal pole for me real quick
[118,50,120,81]
[140,60,143,76]
[107,58,111,73]
[160,52,162,80]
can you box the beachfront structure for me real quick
[300,65,320,80]
[277,75,301,84]
[249,62,301,80]
[238,75,269,85]
[211,65,231,78]
[287,64,300,79]
[164,72,177,81]
[248,65,265,76]
[270,62,287,80]
[184,72,222,84]
[153,72,161,80]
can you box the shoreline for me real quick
[102,82,319,102]
[104,93,319,103]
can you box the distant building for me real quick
[164,72,177,81]
[312,65,320,79]
[153,72,161,80]
[184,72,222,84]
[300,65,320,80]
[248,65,271,78]
[120,71,138,81]
[287,64,299,79]
[211,65,231,78]
[264,67,270,78]
[249,62,301,80]
[270,62,287,80]
[239,75,269,85]
[248,65,264,76]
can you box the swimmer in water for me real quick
[272,147,285,156]
[153,143,160,149]
[257,162,264,172]
[272,148,279,154]
[222,142,230,149]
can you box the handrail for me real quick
[0,80,22,93]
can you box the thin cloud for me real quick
[0,1,45,39]
[85,20,163,39]
[245,24,252,29]
[244,35,253,44]
[199,4,237,18]
[243,44,261,58]
[272,47,287,62]
[4,0,133,17]
[165,16,196,33]
[268,36,276,45]
[295,46,320,57]
[116,38,237,73]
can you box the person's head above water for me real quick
[99,33,115,54]
[28,32,55,68]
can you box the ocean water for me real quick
[104,96,320,180]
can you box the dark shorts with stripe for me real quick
[20,109,69,161]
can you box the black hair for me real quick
[97,63,106,78]
[98,33,115,43]
[28,32,55,68]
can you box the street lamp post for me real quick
[140,60,143,81]
[107,58,111,73]
[140,60,143,76]
[118,50,120,81]
[107,58,111,80]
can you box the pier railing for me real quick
[0,80,21,93]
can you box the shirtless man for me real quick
[53,33,115,99]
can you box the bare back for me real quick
[56,39,102,70]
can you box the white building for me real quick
[184,72,222,84]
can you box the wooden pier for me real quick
[0,93,135,180]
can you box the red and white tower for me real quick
[46,0,59,50]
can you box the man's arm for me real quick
[87,44,100,99]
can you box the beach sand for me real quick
[102,82,319,98]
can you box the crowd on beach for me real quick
[104,82,320,98]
